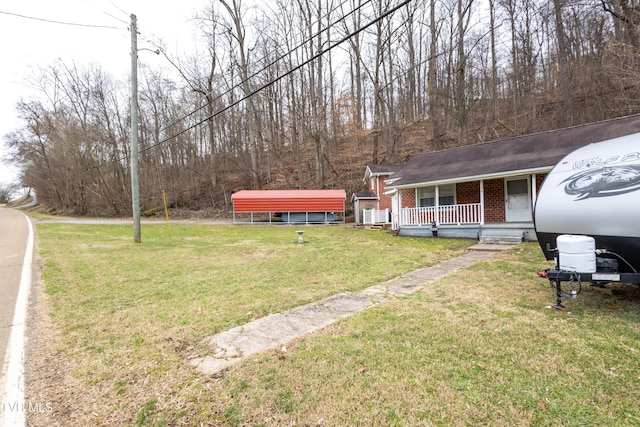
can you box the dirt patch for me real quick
[24,265,75,426]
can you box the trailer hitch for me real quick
[538,269,582,310]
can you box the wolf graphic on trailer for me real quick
[534,133,640,308]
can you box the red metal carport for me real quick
[231,189,346,223]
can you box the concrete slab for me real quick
[189,247,505,375]
[468,243,519,252]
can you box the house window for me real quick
[418,184,455,207]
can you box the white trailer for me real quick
[534,132,640,308]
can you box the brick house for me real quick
[352,164,403,223]
[359,115,640,242]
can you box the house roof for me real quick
[351,191,378,201]
[231,189,346,213]
[363,164,403,181]
[388,114,640,188]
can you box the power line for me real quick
[34,0,410,178]
[106,0,129,19]
[145,0,412,155]
[0,10,123,29]
[78,0,130,26]
[156,0,374,137]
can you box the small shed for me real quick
[351,191,379,224]
[231,189,346,224]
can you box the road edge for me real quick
[1,211,34,427]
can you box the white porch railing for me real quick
[363,208,389,225]
[399,203,482,226]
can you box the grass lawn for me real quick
[25,223,640,426]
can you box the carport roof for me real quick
[231,189,346,213]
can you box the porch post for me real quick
[398,190,403,226]
[414,188,420,225]
[480,180,485,225]
[531,174,537,208]
[434,185,440,225]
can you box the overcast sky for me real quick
[0,0,208,186]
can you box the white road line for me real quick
[1,212,33,427]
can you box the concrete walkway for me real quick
[189,244,514,375]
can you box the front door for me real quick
[505,177,531,222]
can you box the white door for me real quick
[505,178,532,222]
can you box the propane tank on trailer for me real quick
[556,235,596,273]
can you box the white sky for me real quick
[0,0,209,186]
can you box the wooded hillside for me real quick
[6,0,640,217]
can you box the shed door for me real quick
[505,178,531,222]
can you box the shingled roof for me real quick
[363,163,403,180]
[388,114,640,188]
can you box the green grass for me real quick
[37,224,469,342]
[204,245,640,426]
[28,223,470,425]
[26,224,640,426]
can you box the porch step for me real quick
[366,224,388,231]
[478,236,522,245]
[478,229,524,245]
[469,243,518,251]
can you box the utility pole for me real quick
[130,14,141,243]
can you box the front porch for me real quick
[396,204,483,228]
[390,204,536,242]
[363,204,483,229]
[398,220,536,242]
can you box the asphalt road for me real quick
[0,208,33,426]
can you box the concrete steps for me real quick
[366,223,388,231]
[478,228,524,245]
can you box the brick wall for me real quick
[483,179,505,222]
[456,180,506,222]
[535,173,547,194]
[377,177,393,210]
[396,174,548,223]
[456,181,480,204]
[401,188,416,208]
[369,175,394,211]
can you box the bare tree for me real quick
[342,0,366,131]
[552,0,574,126]
[600,0,640,50]
[7,0,640,217]
[428,0,443,148]
[219,0,260,188]
[453,0,475,144]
